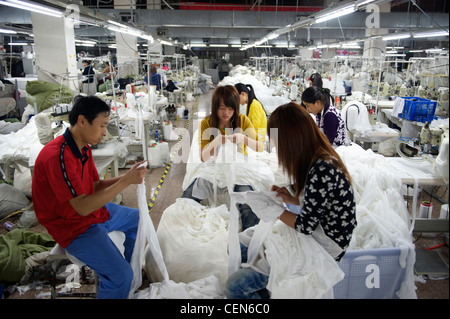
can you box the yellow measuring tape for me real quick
[147,97,201,212]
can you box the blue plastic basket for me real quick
[334,247,411,299]
[398,97,437,123]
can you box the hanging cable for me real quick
[410,0,449,33]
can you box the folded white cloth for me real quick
[244,191,286,222]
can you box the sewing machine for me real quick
[420,122,445,155]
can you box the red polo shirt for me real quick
[32,128,110,247]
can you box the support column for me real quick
[114,0,139,78]
[116,32,139,78]
[31,13,78,91]
[363,3,391,58]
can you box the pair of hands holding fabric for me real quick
[213,133,246,146]
[237,186,300,223]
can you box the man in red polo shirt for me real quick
[32,95,147,299]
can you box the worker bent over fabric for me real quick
[182,85,264,230]
[226,102,357,299]
[32,95,148,299]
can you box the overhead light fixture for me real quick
[308,47,317,50]
[209,44,229,47]
[191,43,207,47]
[8,42,29,45]
[231,44,242,48]
[317,44,328,49]
[76,43,95,47]
[255,45,272,48]
[382,34,411,41]
[386,50,398,54]
[355,0,377,7]
[425,48,443,53]
[385,53,406,57]
[0,28,17,34]
[413,30,449,38]
[407,49,424,53]
[266,33,279,40]
[0,0,62,18]
[315,4,355,24]
[387,46,404,49]
[328,44,341,48]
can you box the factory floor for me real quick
[1,90,448,300]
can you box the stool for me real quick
[48,231,126,299]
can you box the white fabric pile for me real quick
[218,66,290,114]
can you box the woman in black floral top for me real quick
[269,102,356,261]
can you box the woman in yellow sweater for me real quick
[182,85,263,229]
[234,83,267,143]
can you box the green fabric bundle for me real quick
[25,80,73,113]
[0,229,55,283]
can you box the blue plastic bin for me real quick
[334,247,412,299]
[398,97,437,123]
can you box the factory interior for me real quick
[0,0,449,302]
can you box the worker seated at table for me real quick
[32,95,148,299]
[301,86,346,147]
[226,102,357,299]
[144,66,165,92]
[234,83,267,144]
[182,85,263,230]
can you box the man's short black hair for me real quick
[69,95,111,126]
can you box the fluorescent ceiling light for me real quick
[426,48,443,53]
[191,44,207,47]
[355,0,377,7]
[315,5,355,24]
[386,50,398,54]
[0,28,17,34]
[413,31,449,38]
[308,47,317,50]
[385,53,406,57]
[209,44,229,47]
[255,45,272,48]
[387,46,404,49]
[341,45,361,49]
[328,44,341,48]
[231,44,242,47]
[407,49,424,53]
[108,20,127,28]
[75,39,96,45]
[382,34,411,41]
[317,44,328,49]
[8,42,29,45]
[0,0,62,18]
[267,33,279,40]
[76,43,95,47]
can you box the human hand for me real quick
[227,133,246,145]
[245,191,285,222]
[271,185,300,206]
[213,134,227,147]
[124,161,148,184]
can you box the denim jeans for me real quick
[65,203,139,299]
[182,178,259,230]
[226,267,270,299]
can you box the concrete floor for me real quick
[1,89,448,299]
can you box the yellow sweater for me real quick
[199,113,263,154]
[246,99,267,143]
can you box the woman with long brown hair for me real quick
[226,102,356,299]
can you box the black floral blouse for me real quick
[295,158,357,252]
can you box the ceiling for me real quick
[0,0,448,55]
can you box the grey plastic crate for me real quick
[334,247,410,299]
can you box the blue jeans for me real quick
[65,203,139,299]
[182,178,259,230]
[226,267,270,299]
